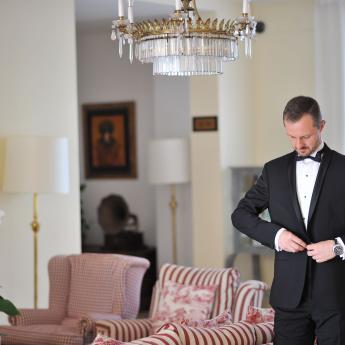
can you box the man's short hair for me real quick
[283,96,322,128]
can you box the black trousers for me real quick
[273,259,345,345]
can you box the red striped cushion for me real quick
[232,280,268,322]
[252,322,274,345]
[131,329,181,345]
[152,264,240,318]
[161,321,255,345]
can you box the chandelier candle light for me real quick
[111,0,256,76]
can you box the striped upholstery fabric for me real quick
[0,254,149,345]
[252,322,274,345]
[232,281,268,323]
[130,329,182,345]
[95,319,153,342]
[151,264,241,318]
[157,321,256,345]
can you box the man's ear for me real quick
[320,120,326,132]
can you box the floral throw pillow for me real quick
[151,280,217,332]
[179,310,233,328]
[246,306,275,324]
[91,335,127,345]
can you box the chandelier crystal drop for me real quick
[111,0,256,76]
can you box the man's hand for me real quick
[278,230,307,253]
[307,240,335,263]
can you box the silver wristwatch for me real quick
[332,239,344,256]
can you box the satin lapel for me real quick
[307,144,333,226]
[287,152,305,229]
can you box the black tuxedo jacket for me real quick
[231,144,345,309]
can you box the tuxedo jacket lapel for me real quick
[307,144,333,226]
[287,152,306,231]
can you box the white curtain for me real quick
[315,0,345,153]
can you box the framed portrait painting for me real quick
[83,102,137,179]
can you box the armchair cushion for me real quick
[150,264,240,318]
[179,310,233,328]
[245,307,275,324]
[151,280,217,332]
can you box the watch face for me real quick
[334,244,344,256]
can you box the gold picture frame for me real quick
[83,102,137,179]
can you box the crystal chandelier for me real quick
[111,0,256,76]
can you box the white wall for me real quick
[152,77,192,267]
[251,0,315,165]
[77,32,156,246]
[0,0,80,320]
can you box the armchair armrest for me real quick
[95,318,153,342]
[156,321,256,345]
[9,309,64,326]
[80,312,122,335]
[233,280,269,322]
[130,328,182,345]
[253,322,274,345]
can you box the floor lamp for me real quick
[148,138,190,264]
[3,136,70,308]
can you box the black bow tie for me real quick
[296,150,323,163]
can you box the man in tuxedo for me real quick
[232,96,345,345]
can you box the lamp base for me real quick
[31,193,40,309]
[169,184,177,264]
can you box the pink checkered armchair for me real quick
[94,263,268,342]
[0,253,150,345]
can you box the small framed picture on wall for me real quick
[83,102,137,179]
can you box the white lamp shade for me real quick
[3,136,70,194]
[148,138,190,185]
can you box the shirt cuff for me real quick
[275,228,286,251]
[336,237,345,260]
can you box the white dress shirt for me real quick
[274,142,345,259]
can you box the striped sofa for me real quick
[93,321,274,345]
[94,264,268,342]
[0,254,150,345]
[131,321,274,345]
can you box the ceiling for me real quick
[74,0,272,33]
[75,0,175,32]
